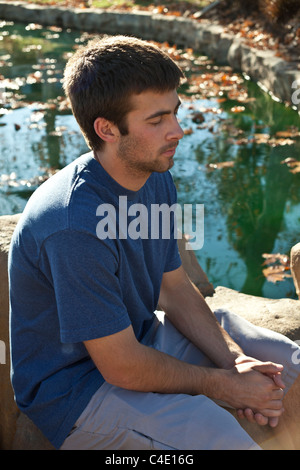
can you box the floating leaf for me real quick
[206,161,235,170]
[262,265,292,283]
[270,138,295,146]
[262,253,292,283]
[280,158,300,173]
[30,111,45,123]
[280,157,298,165]
[253,133,270,143]
[231,106,245,113]
[262,253,289,266]
[289,164,300,174]
[276,130,300,138]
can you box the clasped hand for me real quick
[229,355,285,427]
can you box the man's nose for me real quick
[167,116,184,141]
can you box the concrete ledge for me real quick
[0,1,300,111]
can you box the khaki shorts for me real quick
[61,309,300,450]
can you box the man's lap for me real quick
[60,309,300,450]
[60,380,260,450]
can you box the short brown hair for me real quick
[63,35,184,151]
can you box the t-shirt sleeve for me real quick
[39,230,131,343]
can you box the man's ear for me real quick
[94,117,120,143]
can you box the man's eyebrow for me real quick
[145,99,181,121]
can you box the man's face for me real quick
[116,89,184,176]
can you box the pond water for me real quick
[1,20,300,299]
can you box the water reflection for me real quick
[1,21,300,299]
[214,141,293,297]
[174,87,300,299]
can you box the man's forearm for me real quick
[85,327,284,419]
[158,266,244,369]
[85,325,223,397]
[109,338,223,397]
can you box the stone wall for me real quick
[0,1,300,111]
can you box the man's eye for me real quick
[150,119,162,126]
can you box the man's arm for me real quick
[85,325,223,396]
[158,265,244,369]
[158,265,285,425]
[84,266,284,418]
[84,324,284,417]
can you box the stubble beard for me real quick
[117,135,177,177]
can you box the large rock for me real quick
[0,214,54,450]
[206,286,300,342]
[0,214,22,450]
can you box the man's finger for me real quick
[272,373,286,389]
[252,362,284,375]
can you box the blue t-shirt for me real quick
[9,152,182,449]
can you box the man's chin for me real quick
[168,158,174,170]
[157,156,175,172]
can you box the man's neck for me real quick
[93,150,149,192]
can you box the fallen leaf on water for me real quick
[262,253,289,266]
[262,265,292,283]
[183,127,193,135]
[231,106,245,113]
[280,158,300,173]
[25,23,43,31]
[30,111,45,123]
[276,130,300,138]
[206,161,235,170]
[289,164,300,174]
[269,138,295,147]
[253,133,270,143]
[262,252,292,283]
[233,138,249,145]
[280,157,298,165]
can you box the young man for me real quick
[9,35,300,450]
